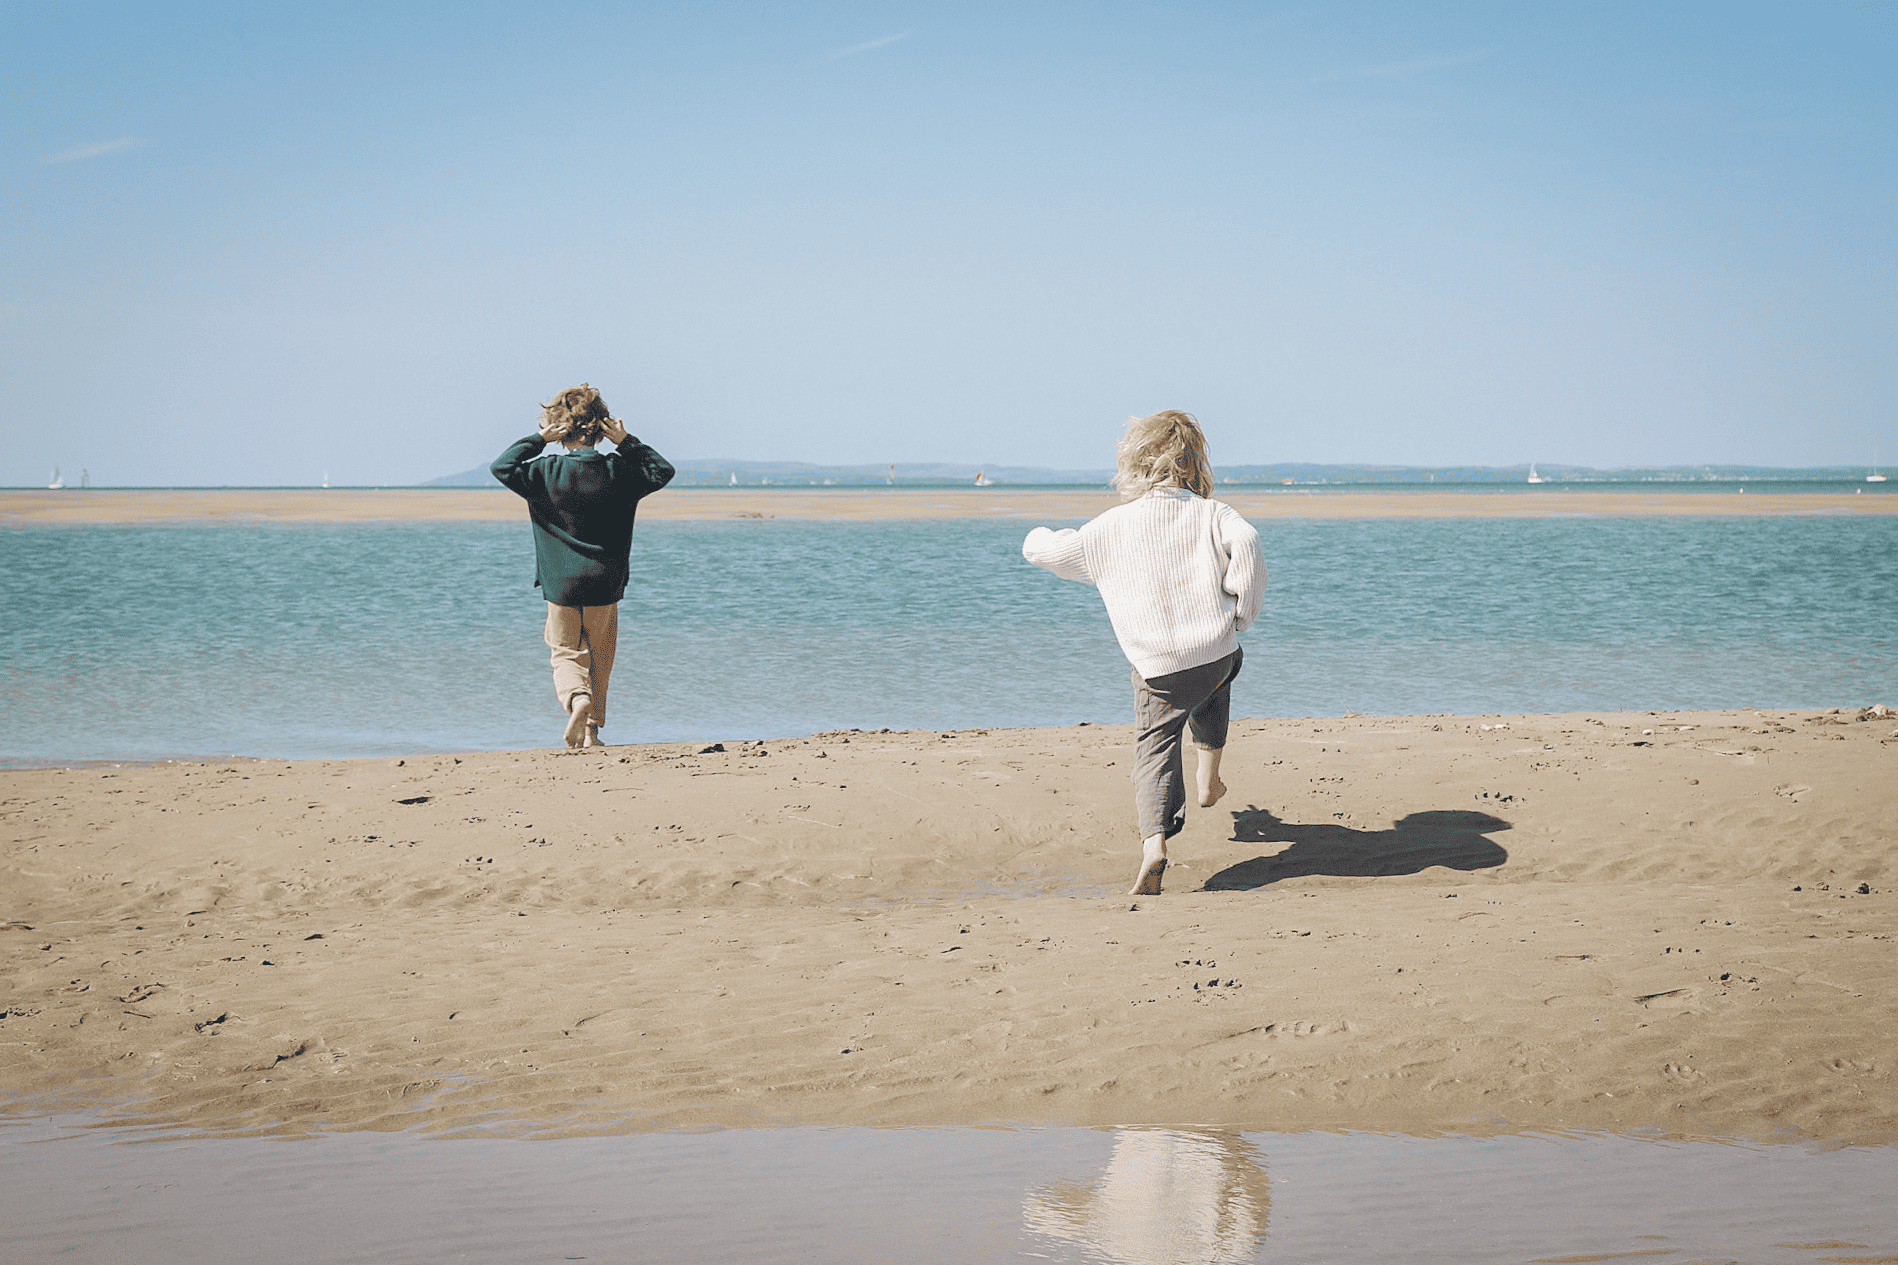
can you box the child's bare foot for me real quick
[1195,746,1227,808]
[1129,834,1168,895]
[564,695,592,748]
[584,722,603,748]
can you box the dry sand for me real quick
[3,709,1892,1142]
[4,486,1896,524]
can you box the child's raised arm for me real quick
[490,434,547,497]
[1022,525,1094,584]
[598,420,672,497]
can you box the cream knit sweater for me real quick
[1022,487,1267,679]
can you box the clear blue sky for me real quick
[4,1,1893,485]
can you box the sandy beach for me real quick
[4,486,1896,523]
[3,708,1892,1143]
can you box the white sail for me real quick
[48,465,64,489]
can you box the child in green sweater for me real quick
[492,384,675,747]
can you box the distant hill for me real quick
[424,459,1877,488]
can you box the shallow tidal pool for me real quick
[4,1116,1897,1263]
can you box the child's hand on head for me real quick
[603,417,629,445]
[538,415,567,443]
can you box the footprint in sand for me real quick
[1229,1020,1339,1038]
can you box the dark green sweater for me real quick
[491,435,675,606]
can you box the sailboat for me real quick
[1870,452,1888,483]
[973,470,994,486]
[1526,464,1546,484]
[47,465,65,489]
[321,468,330,488]
[80,468,90,488]
[728,472,737,486]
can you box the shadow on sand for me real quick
[1202,807,1510,891]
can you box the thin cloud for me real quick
[832,32,909,59]
[1313,47,1500,82]
[47,136,137,163]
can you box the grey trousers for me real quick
[1132,647,1243,841]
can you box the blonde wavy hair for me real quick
[1111,410,1214,500]
[540,383,611,447]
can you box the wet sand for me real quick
[2,709,1892,1142]
[4,486,1896,523]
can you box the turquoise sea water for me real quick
[2,515,1894,764]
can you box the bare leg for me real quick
[1130,832,1168,895]
[1196,745,1226,808]
[564,693,592,748]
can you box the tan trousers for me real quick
[543,602,619,728]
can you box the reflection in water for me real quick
[1023,1128,1269,1264]
[6,1119,1898,1263]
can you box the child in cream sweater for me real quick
[1023,411,1266,894]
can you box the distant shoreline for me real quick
[6,485,1898,523]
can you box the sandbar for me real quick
[4,486,1895,524]
[3,708,1892,1142]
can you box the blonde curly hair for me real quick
[1110,410,1214,500]
[540,383,611,447]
